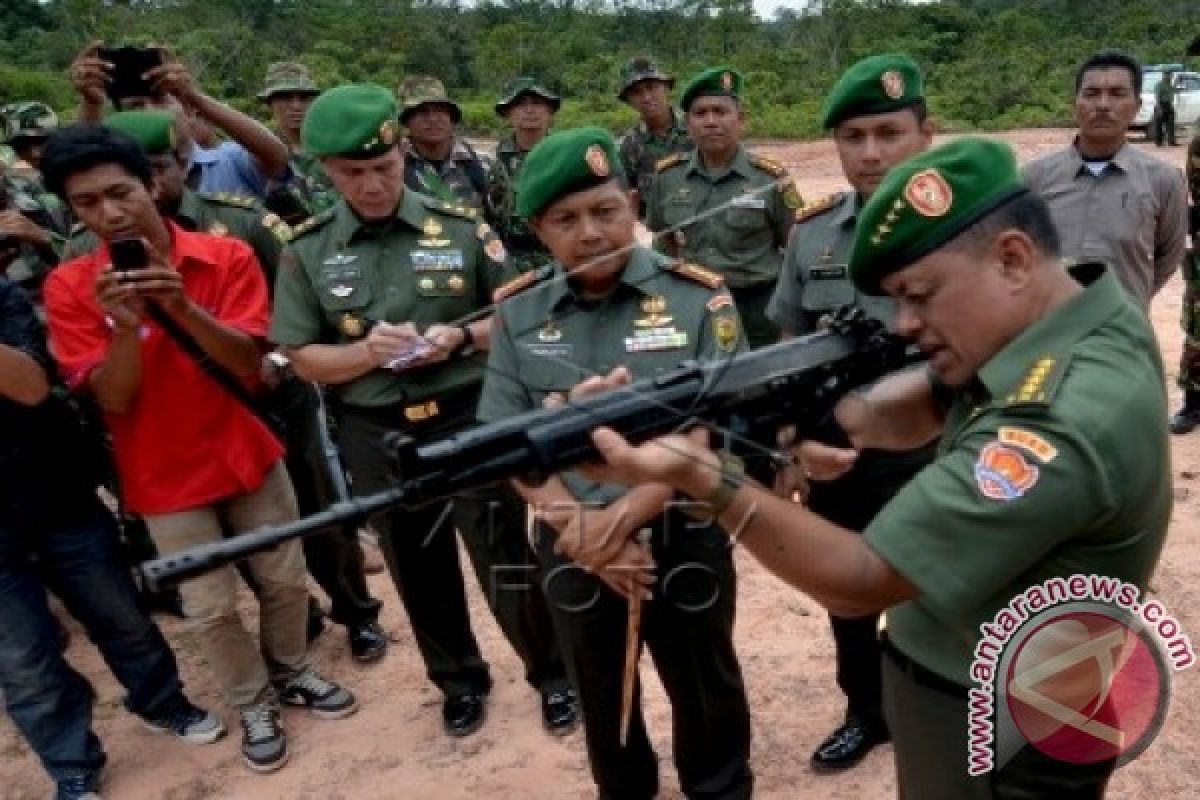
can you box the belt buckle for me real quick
[404,400,440,422]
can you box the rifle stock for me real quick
[140,310,925,591]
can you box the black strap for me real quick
[143,303,270,421]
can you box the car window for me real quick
[1143,71,1163,91]
[1180,76,1200,92]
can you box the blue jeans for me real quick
[0,498,185,783]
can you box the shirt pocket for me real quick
[725,205,767,231]
[316,266,373,313]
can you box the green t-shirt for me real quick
[866,262,1172,686]
[270,190,513,408]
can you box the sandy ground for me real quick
[3,128,1199,799]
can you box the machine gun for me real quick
[140,309,926,591]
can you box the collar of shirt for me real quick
[637,108,687,141]
[543,246,664,312]
[831,190,860,229]
[973,261,1122,401]
[686,144,751,182]
[1068,138,1134,176]
[174,190,204,231]
[329,189,429,245]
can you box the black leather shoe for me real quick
[347,621,388,663]
[540,686,579,735]
[1170,406,1200,435]
[443,691,487,737]
[810,717,889,773]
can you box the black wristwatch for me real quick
[456,324,477,357]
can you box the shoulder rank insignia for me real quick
[492,265,553,304]
[668,261,724,289]
[655,152,687,172]
[748,153,788,178]
[287,208,335,241]
[204,191,257,209]
[1001,355,1071,407]
[794,193,844,224]
[261,212,292,242]
[423,196,478,220]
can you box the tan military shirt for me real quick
[1022,141,1188,308]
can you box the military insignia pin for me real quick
[904,169,953,217]
[418,277,436,291]
[881,70,906,100]
[585,144,610,177]
[341,314,365,338]
[379,119,396,145]
[635,295,673,328]
[418,217,451,247]
[538,320,563,342]
[714,315,738,353]
[330,285,355,298]
[721,71,734,91]
[447,275,465,292]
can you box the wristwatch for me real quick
[683,450,745,520]
[456,324,477,357]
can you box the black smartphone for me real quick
[97,46,165,104]
[110,238,148,280]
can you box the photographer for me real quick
[40,125,358,775]
[69,41,288,199]
[0,276,223,800]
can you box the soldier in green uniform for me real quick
[1153,71,1178,147]
[1172,131,1200,433]
[645,66,800,348]
[79,109,390,662]
[398,75,499,225]
[257,62,339,225]
[616,56,692,219]
[0,163,68,309]
[766,53,936,774]
[488,76,559,272]
[586,137,1171,799]
[271,84,576,737]
[479,127,753,800]
[4,101,59,172]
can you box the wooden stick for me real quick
[619,529,651,748]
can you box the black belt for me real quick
[880,632,969,700]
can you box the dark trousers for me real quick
[0,499,187,783]
[882,648,1115,799]
[534,514,753,800]
[1153,105,1178,146]
[338,401,567,697]
[730,282,781,350]
[269,375,380,627]
[807,444,935,728]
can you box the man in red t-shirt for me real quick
[40,125,359,775]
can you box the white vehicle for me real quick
[1133,65,1200,136]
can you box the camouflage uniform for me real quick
[615,57,693,218]
[398,76,500,226]
[1176,133,1200,415]
[257,62,340,225]
[0,168,68,311]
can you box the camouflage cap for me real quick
[302,84,399,159]
[820,54,925,129]
[850,137,1028,296]
[397,75,462,124]
[4,102,59,143]
[494,77,561,116]
[617,56,675,101]
[257,61,320,101]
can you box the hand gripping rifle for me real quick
[139,309,925,591]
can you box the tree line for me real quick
[2,0,1199,139]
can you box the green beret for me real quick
[495,76,561,116]
[679,66,744,112]
[104,110,177,155]
[850,137,1027,296]
[516,127,621,219]
[821,54,925,129]
[302,84,399,159]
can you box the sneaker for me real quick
[55,773,101,800]
[276,668,358,719]
[239,703,289,773]
[142,698,226,745]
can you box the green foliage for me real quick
[7,0,1200,138]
